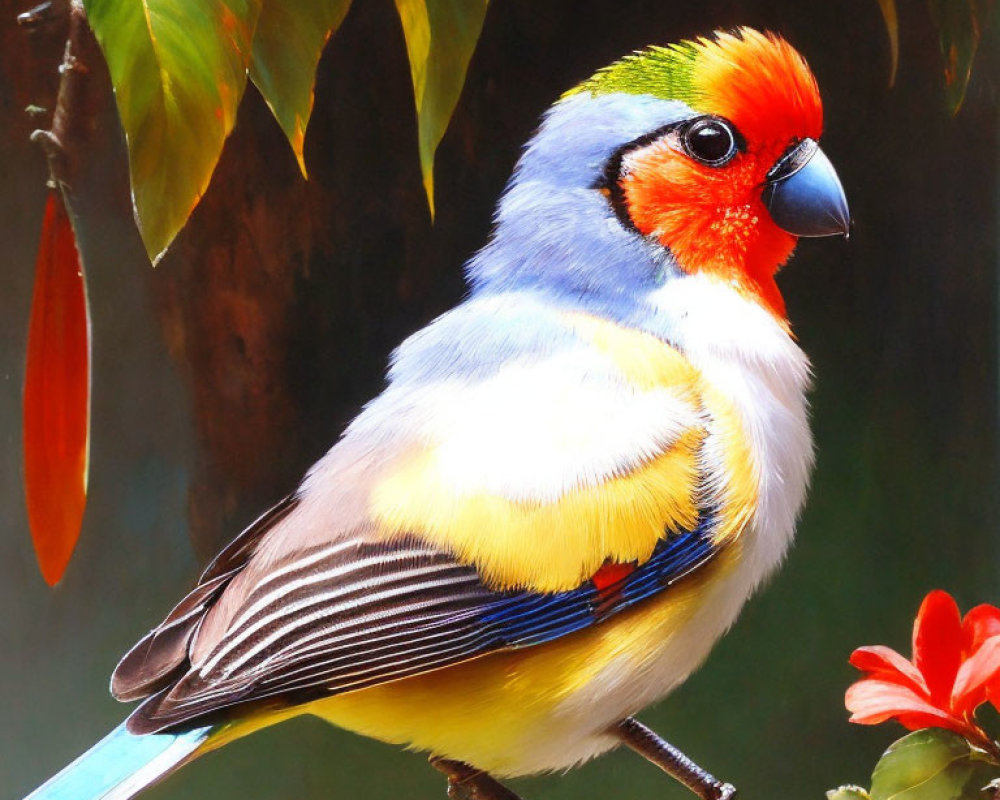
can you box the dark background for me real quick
[2,1,997,798]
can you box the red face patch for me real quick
[621,132,796,318]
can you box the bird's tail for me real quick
[23,720,213,800]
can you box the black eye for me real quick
[683,118,738,166]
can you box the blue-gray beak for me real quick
[762,139,850,238]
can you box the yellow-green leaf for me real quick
[927,0,992,114]
[876,0,899,86]
[870,729,998,800]
[250,0,353,178]
[84,0,262,263]
[393,0,489,217]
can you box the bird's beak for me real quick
[762,138,850,238]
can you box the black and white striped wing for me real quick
[118,511,717,735]
[121,516,716,734]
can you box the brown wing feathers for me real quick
[111,573,233,702]
[123,536,496,734]
[111,495,298,705]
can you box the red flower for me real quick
[846,590,1000,748]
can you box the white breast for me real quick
[627,273,814,687]
[652,273,814,587]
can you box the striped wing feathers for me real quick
[127,525,718,733]
[130,539,496,730]
[112,495,299,702]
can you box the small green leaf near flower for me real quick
[869,729,996,800]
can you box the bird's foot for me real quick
[429,756,525,800]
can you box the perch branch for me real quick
[429,756,525,800]
[615,717,737,800]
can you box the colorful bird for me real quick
[25,27,849,800]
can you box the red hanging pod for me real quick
[24,190,91,586]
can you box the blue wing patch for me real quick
[480,513,716,647]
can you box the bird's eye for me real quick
[682,118,738,166]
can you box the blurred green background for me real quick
[1,1,997,798]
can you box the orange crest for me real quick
[691,29,823,151]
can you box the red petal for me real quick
[850,645,928,693]
[846,678,972,736]
[24,191,90,586]
[913,590,963,705]
[963,604,1000,653]
[952,634,1000,715]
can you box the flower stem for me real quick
[967,726,1000,765]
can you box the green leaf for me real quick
[249,0,353,178]
[84,0,262,263]
[393,0,489,217]
[870,729,999,800]
[876,0,899,86]
[829,785,873,800]
[927,0,992,114]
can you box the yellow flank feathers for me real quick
[570,312,758,547]
[371,431,702,592]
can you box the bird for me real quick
[25,26,849,800]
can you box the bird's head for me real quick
[468,28,849,321]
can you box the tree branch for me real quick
[23,0,109,201]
